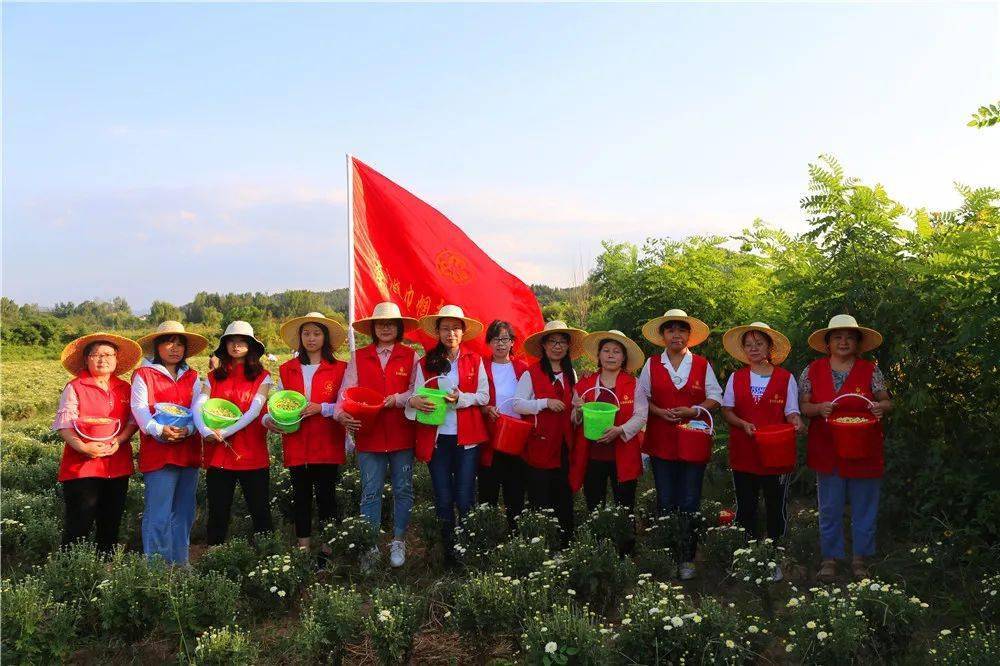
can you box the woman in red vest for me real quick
[478,319,530,532]
[338,301,420,569]
[721,322,804,582]
[514,320,587,545]
[637,309,722,580]
[407,305,489,565]
[569,330,647,513]
[265,313,354,554]
[131,321,208,564]
[800,315,893,582]
[52,332,142,553]
[193,321,273,545]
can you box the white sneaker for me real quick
[362,545,380,572]
[772,564,783,582]
[679,562,697,580]
[389,540,406,568]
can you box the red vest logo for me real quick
[435,249,472,285]
[324,381,335,394]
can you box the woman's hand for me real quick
[485,406,501,421]
[596,425,624,445]
[102,440,121,457]
[204,429,225,444]
[571,393,584,409]
[546,398,566,413]
[444,389,459,404]
[409,395,437,413]
[301,402,323,418]
[383,393,397,408]
[870,401,885,419]
[788,413,806,434]
[817,402,835,418]
[161,425,187,442]
[741,421,757,437]
[336,411,362,433]
[668,406,698,421]
[262,416,285,435]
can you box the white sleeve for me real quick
[785,374,801,415]
[403,363,425,421]
[218,376,272,439]
[620,384,648,441]
[704,362,724,403]
[456,359,490,408]
[721,374,736,408]
[637,359,652,398]
[130,374,164,440]
[513,373,547,415]
[192,385,211,437]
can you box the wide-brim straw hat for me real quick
[136,321,209,358]
[642,309,711,347]
[351,301,419,335]
[523,320,587,360]
[417,304,484,341]
[61,332,143,377]
[808,314,883,354]
[280,312,347,351]
[722,322,792,365]
[583,330,646,374]
[214,320,266,357]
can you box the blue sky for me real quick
[3,2,998,311]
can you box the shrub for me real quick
[37,541,106,605]
[363,585,425,666]
[521,603,609,665]
[1,576,80,664]
[974,572,999,625]
[729,538,782,591]
[514,508,562,550]
[451,572,526,647]
[194,537,257,582]
[850,578,929,659]
[0,490,60,567]
[243,551,312,614]
[782,587,869,663]
[320,515,378,569]
[560,534,638,614]
[293,584,363,666]
[490,536,550,579]
[94,549,170,641]
[164,569,240,642]
[180,625,260,666]
[522,558,572,614]
[784,507,820,565]
[926,625,999,665]
[578,503,634,551]
[454,503,509,568]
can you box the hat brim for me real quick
[641,315,711,347]
[417,315,484,342]
[722,326,792,365]
[280,316,348,351]
[61,333,144,377]
[351,316,420,336]
[523,327,587,360]
[807,326,883,354]
[136,331,209,358]
[214,334,266,359]
[582,331,646,374]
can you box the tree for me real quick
[967,101,1000,128]
[148,300,184,324]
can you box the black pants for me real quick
[478,451,526,531]
[289,463,340,539]
[582,460,637,512]
[206,467,273,545]
[61,476,130,553]
[526,445,574,543]
[732,470,788,540]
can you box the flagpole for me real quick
[346,153,357,353]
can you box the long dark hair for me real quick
[151,334,188,366]
[213,335,264,381]
[425,319,464,377]
[539,333,576,389]
[297,323,336,365]
[370,320,405,342]
[597,339,628,372]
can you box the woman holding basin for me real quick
[130,321,208,564]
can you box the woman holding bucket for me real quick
[265,313,355,554]
[193,321,274,545]
[720,323,804,581]
[131,321,208,564]
[52,332,142,553]
[637,309,723,580]
[478,319,530,532]
[800,315,892,581]
[406,305,490,565]
[514,320,587,544]
[338,302,420,569]
[569,330,647,515]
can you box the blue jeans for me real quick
[817,472,881,559]
[649,457,706,514]
[427,435,480,542]
[358,449,414,539]
[142,465,199,565]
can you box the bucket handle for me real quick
[578,384,621,407]
[688,404,715,435]
[72,418,121,442]
[497,398,538,427]
[827,393,875,421]
[420,375,451,389]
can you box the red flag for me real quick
[350,157,544,357]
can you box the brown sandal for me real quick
[816,559,837,583]
[851,557,869,580]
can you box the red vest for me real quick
[134,365,201,473]
[278,358,347,467]
[414,349,489,462]
[352,343,416,454]
[202,363,271,471]
[727,366,795,475]
[643,353,709,461]
[480,356,529,468]
[569,371,643,491]
[806,357,884,478]
[57,372,134,482]
[521,362,575,470]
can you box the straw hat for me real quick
[641,309,711,347]
[583,330,646,374]
[523,320,587,360]
[279,312,347,351]
[417,304,484,341]
[213,321,266,357]
[722,322,792,365]
[351,301,419,335]
[136,321,209,358]
[61,332,143,377]
[808,314,883,354]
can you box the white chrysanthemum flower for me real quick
[544,641,558,654]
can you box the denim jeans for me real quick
[142,465,199,564]
[358,449,415,539]
[427,435,480,543]
[816,472,881,559]
[649,457,706,562]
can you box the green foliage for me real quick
[363,585,425,666]
[450,572,527,646]
[180,625,260,666]
[94,549,171,642]
[242,551,312,615]
[560,534,638,614]
[454,502,508,568]
[165,570,240,642]
[925,625,999,665]
[193,537,258,582]
[1,576,80,664]
[293,584,364,666]
[967,102,1000,128]
[521,603,609,666]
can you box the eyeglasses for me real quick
[87,353,117,360]
[492,337,513,344]
[545,339,570,348]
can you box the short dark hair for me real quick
[370,320,404,342]
[659,320,691,336]
[151,334,188,366]
[597,338,628,371]
[824,329,863,345]
[486,320,516,343]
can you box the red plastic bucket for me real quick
[829,412,877,458]
[494,414,532,455]
[754,423,797,468]
[718,508,735,525]
[342,387,383,431]
[676,406,714,464]
[74,417,120,442]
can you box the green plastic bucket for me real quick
[202,398,241,429]
[268,390,306,422]
[582,402,619,440]
[415,386,449,426]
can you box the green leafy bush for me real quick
[293,583,363,666]
[1,576,80,664]
[363,585,425,666]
